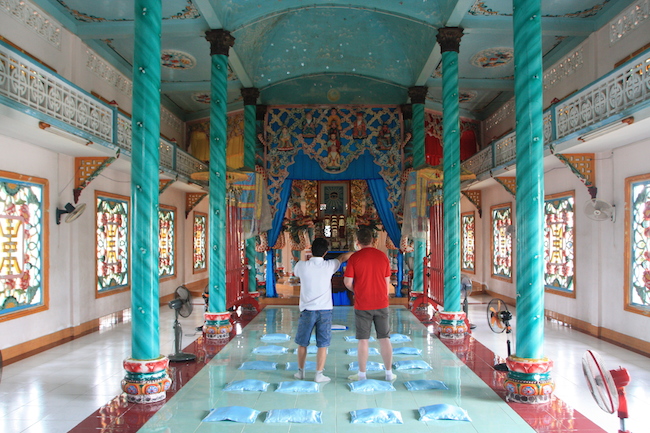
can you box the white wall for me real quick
[465,136,650,344]
[0,132,206,351]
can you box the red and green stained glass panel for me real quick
[96,193,129,293]
[0,174,46,317]
[461,211,475,273]
[544,192,575,293]
[629,176,650,309]
[491,204,512,280]
[193,212,206,272]
[158,206,175,278]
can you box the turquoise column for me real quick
[437,28,463,313]
[504,0,554,404]
[205,30,234,313]
[409,87,427,294]
[242,88,260,293]
[122,0,170,404]
[130,0,161,362]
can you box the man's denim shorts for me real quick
[294,309,333,347]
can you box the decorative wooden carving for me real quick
[73,151,120,202]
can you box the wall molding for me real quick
[484,289,650,358]
[2,279,208,366]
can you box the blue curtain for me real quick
[265,178,293,297]
[366,178,404,296]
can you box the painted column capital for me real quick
[205,29,235,56]
[241,87,260,105]
[408,86,428,105]
[436,27,464,53]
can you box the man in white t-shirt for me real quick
[293,238,353,382]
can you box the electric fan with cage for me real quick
[582,350,632,433]
[486,298,513,371]
[168,286,196,362]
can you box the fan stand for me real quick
[493,313,512,371]
[611,368,632,433]
[462,290,476,330]
[487,298,512,371]
[168,308,196,362]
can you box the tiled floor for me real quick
[0,294,648,433]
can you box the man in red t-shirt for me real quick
[344,226,395,381]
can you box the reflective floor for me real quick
[0,294,647,433]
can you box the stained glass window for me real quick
[626,174,650,312]
[461,211,475,273]
[544,192,575,294]
[193,212,207,272]
[96,192,129,294]
[491,203,512,281]
[0,173,48,318]
[158,206,176,278]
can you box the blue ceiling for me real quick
[32,0,632,121]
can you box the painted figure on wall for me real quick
[352,112,367,139]
[278,126,292,150]
[327,107,341,139]
[302,111,316,138]
[377,123,392,150]
[325,132,341,169]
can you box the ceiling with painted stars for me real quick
[32,0,634,121]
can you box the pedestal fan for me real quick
[582,350,632,433]
[486,298,513,371]
[168,286,196,362]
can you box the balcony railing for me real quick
[0,41,207,184]
[462,47,650,179]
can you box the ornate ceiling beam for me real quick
[415,0,475,85]
[193,0,253,88]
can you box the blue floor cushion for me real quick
[203,406,260,423]
[404,379,448,391]
[418,404,471,422]
[223,379,270,392]
[264,409,323,424]
[350,408,403,424]
[275,380,320,394]
[348,379,396,394]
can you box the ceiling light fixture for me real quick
[38,121,93,146]
[577,116,634,142]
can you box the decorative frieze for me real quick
[610,0,649,45]
[0,0,61,48]
[543,48,584,90]
[484,98,514,130]
[86,50,133,96]
[161,106,183,134]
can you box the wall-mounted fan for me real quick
[582,350,632,433]
[584,198,615,222]
[56,202,86,225]
[487,298,513,371]
[168,286,196,362]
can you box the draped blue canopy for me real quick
[264,106,406,297]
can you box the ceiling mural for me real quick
[469,0,612,18]
[28,0,635,119]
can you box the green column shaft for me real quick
[412,102,425,293]
[131,0,161,360]
[209,54,228,313]
[513,0,545,360]
[442,50,461,312]
[244,103,257,292]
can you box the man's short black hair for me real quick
[311,237,329,257]
[356,226,374,246]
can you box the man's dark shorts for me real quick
[354,308,390,340]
